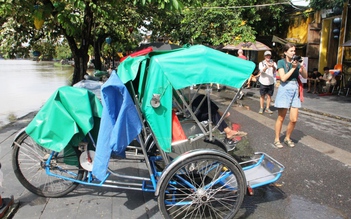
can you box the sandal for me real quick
[284,138,295,147]
[274,141,283,149]
[233,131,247,137]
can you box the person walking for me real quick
[258,51,276,114]
[273,43,307,148]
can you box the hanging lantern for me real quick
[34,17,44,30]
[333,6,342,15]
[333,28,340,39]
[333,17,342,25]
[33,51,41,57]
[33,4,44,30]
[105,37,112,45]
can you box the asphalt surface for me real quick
[0,86,350,218]
[240,85,351,122]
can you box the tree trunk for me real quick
[93,38,103,71]
[71,50,88,85]
[64,2,94,85]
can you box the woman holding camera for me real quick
[273,43,307,148]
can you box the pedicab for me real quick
[12,45,284,218]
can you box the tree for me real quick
[309,0,346,11]
[143,0,292,46]
[0,0,297,84]
[0,0,199,84]
[55,40,72,60]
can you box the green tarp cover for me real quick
[118,45,256,152]
[25,86,103,152]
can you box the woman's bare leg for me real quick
[285,107,298,140]
[275,108,288,142]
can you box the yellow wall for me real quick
[338,2,349,64]
[287,15,312,44]
[319,19,331,73]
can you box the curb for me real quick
[219,88,351,123]
[0,112,37,132]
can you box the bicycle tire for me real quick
[12,131,84,198]
[158,153,245,219]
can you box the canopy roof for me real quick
[272,35,306,49]
[223,41,271,51]
[342,40,351,47]
[118,45,256,152]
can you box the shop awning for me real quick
[272,35,306,49]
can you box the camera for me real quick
[292,55,303,62]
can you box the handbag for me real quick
[297,77,304,102]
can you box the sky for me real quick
[290,0,310,7]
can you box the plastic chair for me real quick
[334,64,342,71]
[345,80,351,96]
[331,75,341,94]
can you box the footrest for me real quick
[241,152,285,189]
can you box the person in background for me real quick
[320,66,336,93]
[192,95,247,140]
[307,68,322,94]
[273,43,307,148]
[101,74,109,83]
[246,69,259,89]
[211,83,221,92]
[107,65,114,74]
[258,50,277,114]
[237,49,247,60]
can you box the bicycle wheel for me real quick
[158,153,245,219]
[12,131,84,198]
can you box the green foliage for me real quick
[32,39,56,60]
[134,0,200,10]
[309,0,346,11]
[180,5,257,45]
[146,0,289,46]
[1,0,293,79]
[55,41,72,59]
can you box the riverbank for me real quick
[0,112,37,131]
[0,60,72,128]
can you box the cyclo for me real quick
[12,45,284,218]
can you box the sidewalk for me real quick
[228,86,351,122]
[0,113,36,218]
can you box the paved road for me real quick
[217,88,351,218]
[0,87,350,219]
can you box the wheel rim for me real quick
[159,156,244,219]
[13,133,83,197]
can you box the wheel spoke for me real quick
[158,153,245,219]
[12,131,84,197]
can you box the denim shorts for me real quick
[274,80,301,108]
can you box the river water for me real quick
[0,60,73,128]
